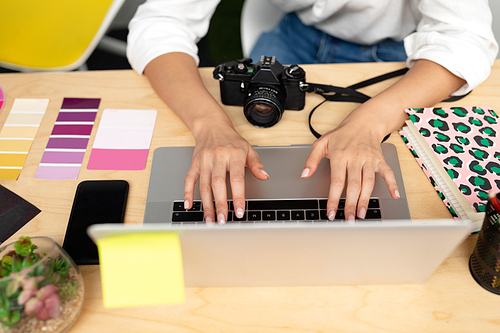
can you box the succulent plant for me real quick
[0,237,76,330]
[20,284,61,321]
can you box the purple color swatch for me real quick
[46,137,90,149]
[61,98,100,109]
[51,124,94,136]
[35,166,82,181]
[40,151,86,164]
[56,112,97,122]
[35,98,100,180]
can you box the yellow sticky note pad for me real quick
[96,233,185,308]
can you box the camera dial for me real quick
[285,65,305,79]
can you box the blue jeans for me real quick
[249,12,407,65]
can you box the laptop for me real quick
[88,143,471,287]
[143,143,411,223]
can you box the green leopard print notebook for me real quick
[400,106,499,233]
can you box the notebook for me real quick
[143,143,411,223]
[87,143,470,287]
[400,106,500,232]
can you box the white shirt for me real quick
[127,0,498,95]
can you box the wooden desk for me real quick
[1,61,499,332]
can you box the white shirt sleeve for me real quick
[404,0,499,95]
[127,0,220,74]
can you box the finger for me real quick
[198,159,215,225]
[246,148,269,180]
[211,154,229,224]
[357,164,376,219]
[344,161,362,222]
[184,163,200,210]
[376,161,400,199]
[327,157,347,220]
[302,140,326,178]
[229,157,246,219]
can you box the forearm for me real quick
[343,59,466,140]
[144,52,235,138]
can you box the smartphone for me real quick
[63,180,129,265]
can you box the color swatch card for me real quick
[87,109,157,170]
[0,98,49,180]
[35,98,100,180]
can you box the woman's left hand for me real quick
[301,109,400,221]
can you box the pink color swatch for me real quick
[0,86,4,113]
[87,149,149,170]
[87,109,157,170]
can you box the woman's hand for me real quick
[301,60,467,221]
[184,124,269,224]
[301,113,400,221]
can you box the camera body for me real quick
[213,56,307,127]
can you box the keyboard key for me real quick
[173,201,201,211]
[172,211,204,222]
[318,198,347,209]
[368,198,380,208]
[319,199,327,209]
[277,211,291,220]
[291,210,305,220]
[234,212,247,222]
[306,210,320,220]
[173,201,185,211]
[262,211,276,220]
[190,201,202,210]
[248,211,262,221]
[365,209,382,219]
[338,199,345,209]
[248,199,318,210]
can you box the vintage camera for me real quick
[213,56,307,128]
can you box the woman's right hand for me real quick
[184,124,269,225]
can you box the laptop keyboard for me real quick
[171,198,381,224]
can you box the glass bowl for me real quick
[0,237,84,333]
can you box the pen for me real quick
[488,191,500,213]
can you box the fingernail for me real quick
[347,214,355,222]
[358,207,366,219]
[184,200,189,210]
[261,169,270,178]
[218,214,226,225]
[206,216,213,224]
[328,210,336,220]
[236,207,244,218]
[301,168,310,178]
[394,190,400,199]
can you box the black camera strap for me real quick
[303,67,470,141]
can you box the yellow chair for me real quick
[0,0,125,71]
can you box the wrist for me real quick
[350,97,408,135]
[191,112,235,142]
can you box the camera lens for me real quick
[244,86,285,128]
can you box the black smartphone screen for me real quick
[62,180,129,265]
